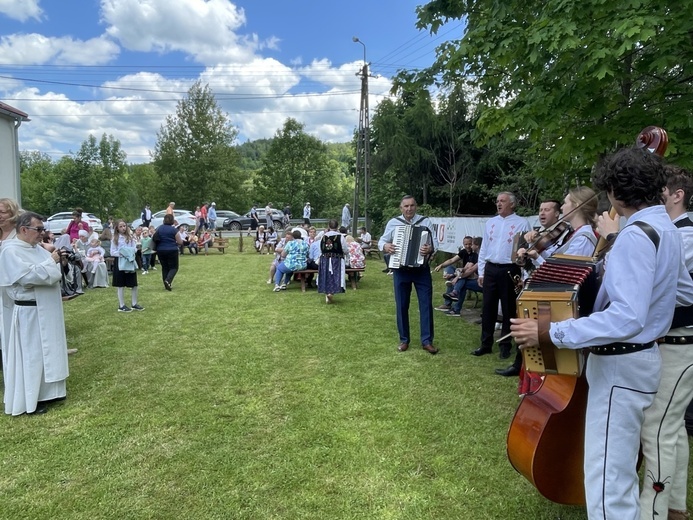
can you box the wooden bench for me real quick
[360,237,380,259]
[208,237,228,253]
[293,268,365,292]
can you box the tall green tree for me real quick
[19,151,58,215]
[256,118,338,217]
[415,0,693,170]
[153,81,246,211]
[51,134,128,218]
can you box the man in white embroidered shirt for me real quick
[472,191,530,359]
[0,211,69,416]
[511,147,693,520]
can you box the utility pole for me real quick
[352,37,372,236]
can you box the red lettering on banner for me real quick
[438,223,445,243]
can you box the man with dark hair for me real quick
[472,191,531,359]
[0,211,69,415]
[511,147,693,520]
[434,235,475,315]
[639,165,693,520]
[379,195,439,354]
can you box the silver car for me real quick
[130,209,196,230]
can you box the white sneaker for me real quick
[266,279,272,284]
[273,285,281,292]
[142,270,148,275]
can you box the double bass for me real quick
[505,126,669,505]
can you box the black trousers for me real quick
[157,250,179,284]
[480,262,520,352]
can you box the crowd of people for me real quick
[376,148,693,520]
[2,161,693,520]
[264,220,371,304]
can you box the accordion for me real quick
[388,225,430,269]
[516,255,598,376]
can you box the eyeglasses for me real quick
[25,226,46,232]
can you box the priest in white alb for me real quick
[0,211,69,416]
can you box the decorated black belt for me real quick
[657,336,693,345]
[13,300,37,307]
[590,342,655,355]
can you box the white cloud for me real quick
[0,34,120,65]
[100,0,273,65]
[0,0,43,22]
[4,1,399,161]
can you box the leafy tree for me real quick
[19,151,58,215]
[51,134,128,218]
[415,0,693,170]
[256,118,340,218]
[153,81,246,211]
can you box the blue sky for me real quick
[0,0,461,163]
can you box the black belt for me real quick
[487,262,515,268]
[590,342,655,355]
[13,300,37,307]
[658,336,693,345]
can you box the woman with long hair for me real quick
[65,208,90,242]
[110,219,143,312]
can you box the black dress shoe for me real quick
[499,347,512,360]
[495,365,521,377]
[471,346,492,356]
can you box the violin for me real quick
[522,221,572,260]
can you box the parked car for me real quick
[130,209,196,230]
[46,212,103,235]
[223,209,285,231]
[213,210,241,228]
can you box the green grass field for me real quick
[0,243,688,519]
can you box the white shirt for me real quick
[550,205,693,348]
[303,205,311,218]
[477,213,531,278]
[534,224,596,267]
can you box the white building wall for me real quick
[0,116,20,202]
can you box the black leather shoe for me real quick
[471,346,492,356]
[499,347,512,360]
[495,365,520,377]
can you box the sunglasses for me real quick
[25,226,46,232]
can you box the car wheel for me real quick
[229,221,242,231]
[273,220,283,230]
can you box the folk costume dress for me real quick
[318,231,347,296]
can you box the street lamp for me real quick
[352,36,366,65]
